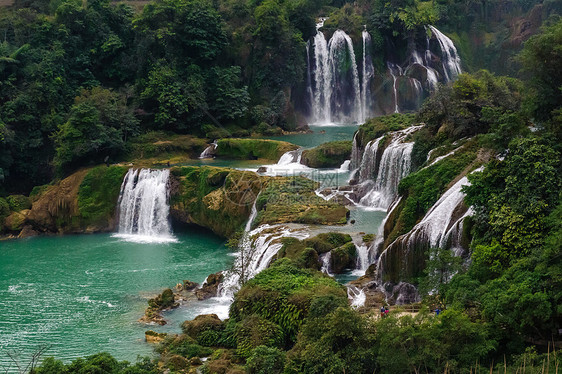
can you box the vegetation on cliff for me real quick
[300,141,352,168]
[215,139,298,162]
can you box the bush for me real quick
[181,314,224,339]
[246,346,285,374]
[236,315,284,357]
[6,195,31,211]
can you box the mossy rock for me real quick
[215,139,298,162]
[301,141,352,168]
[303,233,352,254]
[276,238,320,270]
[148,288,177,310]
[330,242,357,274]
[6,195,31,212]
[170,166,264,238]
[230,259,347,346]
[256,177,348,226]
[4,211,27,232]
[356,114,416,147]
[127,132,207,160]
[182,314,224,339]
[77,165,129,230]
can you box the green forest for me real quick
[0,0,560,372]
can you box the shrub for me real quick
[246,346,285,374]
[6,195,31,211]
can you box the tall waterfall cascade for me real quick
[306,25,462,120]
[115,169,177,243]
[354,125,423,210]
[375,168,482,284]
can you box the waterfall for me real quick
[358,137,383,181]
[114,169,176,243]
[306,41,314,116]
[358,126,422,210]
[308,28,363,124]
[376,168,481,284]
[353,236,370,274]
[387,62,402,114]
[361,29,374,123]
[263,149,310,176]
[329,30,362,123]
[218,225,309,298]
[311,31,332,124]
[199,140,218,159]
[321,252,332,274]
[428,25,462,82]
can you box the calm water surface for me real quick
[0,231,232,366]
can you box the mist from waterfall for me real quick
[115,169,176,243]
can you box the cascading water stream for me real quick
[199,140,218,159]
[329,30,362,123]
[114,169,176,243]
[358,126,422,210]
[428,25,462,82]
[387,62,402,114]
[312,30,332,124]
[361,29,374,123]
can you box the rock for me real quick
[18,225,38,238]
[5,211,28,232]
[190,357,202,366]
[330,242,357,274]
[145,330,167,343]
[166,355,190,371]
[195,272,224,300]
[181,314,224,339]
[183,280,198,290]
[140,288,179,326]
[301,141,353,168]
[257,166,268,173]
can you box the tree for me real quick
[54,87,138,173]
[519,17,562,125]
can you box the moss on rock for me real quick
[215,138,298,162]
[77,166,128,230]
[256,177,348,226]
[170,166,264,238]
[330,242,357,273]
[301,141,352,168]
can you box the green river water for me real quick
[0,231,232,366]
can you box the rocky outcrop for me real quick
[195,272,224,300]
[1,166,128,237]
[139,288,179,326]
[145,330,168,343]
[301,141,352,168]
[215,138,298,162]
[170,167,349,238]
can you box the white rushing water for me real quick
[199,140,218,159]
[428,25,462,82]
[114,169,177,243]
[348,285,366,308]
[358,126,422,210]
[361,28,374,123]
[329,30,362,123]
[218,224,309,299]
[309,28,363,124]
